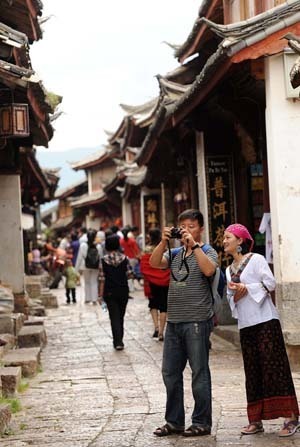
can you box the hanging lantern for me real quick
[0,103,30,138]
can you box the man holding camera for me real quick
[150,209,218,438]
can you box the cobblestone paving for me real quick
[2,285,300,446]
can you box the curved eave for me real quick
[71,150,115,171]
[108,118,128,145]
[55,179,87,199]
[175,0,221,63]
[71,192,107,209]
[104,173,125,194]
[120,97,158,115]
[50,216,77,231]
[135,105,168,166]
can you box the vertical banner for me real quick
[143,194,160,235]
[206,156,235,268]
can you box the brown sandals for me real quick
[182,425,211,436]
[153,423,184,437]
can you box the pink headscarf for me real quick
[225,223,254,251]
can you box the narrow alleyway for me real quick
[3,285,300,447]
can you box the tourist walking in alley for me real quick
[63,258,80,304]
[140,228,169,341]
[98,234,131,350]
[150,209,218,437]
[120,227,140,293]
[75,229,103,304]
[223,223,299,437]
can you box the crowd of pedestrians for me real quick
[26,209,300,439]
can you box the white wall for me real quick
[122,199,132,228]
[196,131,210,243]
[265,53,300,283]
[0,175,24,293]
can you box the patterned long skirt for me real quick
[240,319,299,422]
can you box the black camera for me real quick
[170,227,182,239]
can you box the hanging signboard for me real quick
[206,155,235,268]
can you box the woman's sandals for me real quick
[241,422,264,435]
[278,420,300,437]
[241,420,300,437]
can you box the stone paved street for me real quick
[2,285,300,446]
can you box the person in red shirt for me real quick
[120,228,140,292]
[140,228,169,341]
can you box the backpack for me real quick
[85,245,100,269]
[201,244,226,314]
[170,244,225,314]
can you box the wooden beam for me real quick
[231,22,300,63]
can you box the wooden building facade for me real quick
[0,1,59,312]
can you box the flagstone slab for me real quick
[17,325,47,349]
[0,366,22,397]
[0,403,11,435]
[2,347,41,377]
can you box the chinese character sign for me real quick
[206,156,235,268]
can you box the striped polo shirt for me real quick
[164,246,218,323]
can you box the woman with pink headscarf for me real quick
[223,224,299,437]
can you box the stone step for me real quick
[2,347,41,378]
[0,366,22,397]
[0,403,11,435]
[28,303,46,317]
[17,325,47,349]
[23,316,45,326]
[25,281,42,299]
[0,285,14,316]
[0,315,13,334]
[0,334,16,358]
[39,293,58,308]
[11,313,26,335]
[0,313,25,336]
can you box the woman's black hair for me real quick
[122,228,129,241]
[148,228,161,246]
[105,234,120,252]
[87,229,96,246]
[240,240,251,254]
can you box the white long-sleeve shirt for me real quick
[225,253,279,329]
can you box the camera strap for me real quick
[167,241,189,282]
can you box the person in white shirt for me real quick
[75,229,103,304]
[223,223,299,438]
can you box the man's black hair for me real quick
[178,209,204,227]
[105,234,120,251]
[110,225,119,234]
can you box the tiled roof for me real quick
[70,190,107,208]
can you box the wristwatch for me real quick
[191,243,201,251]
